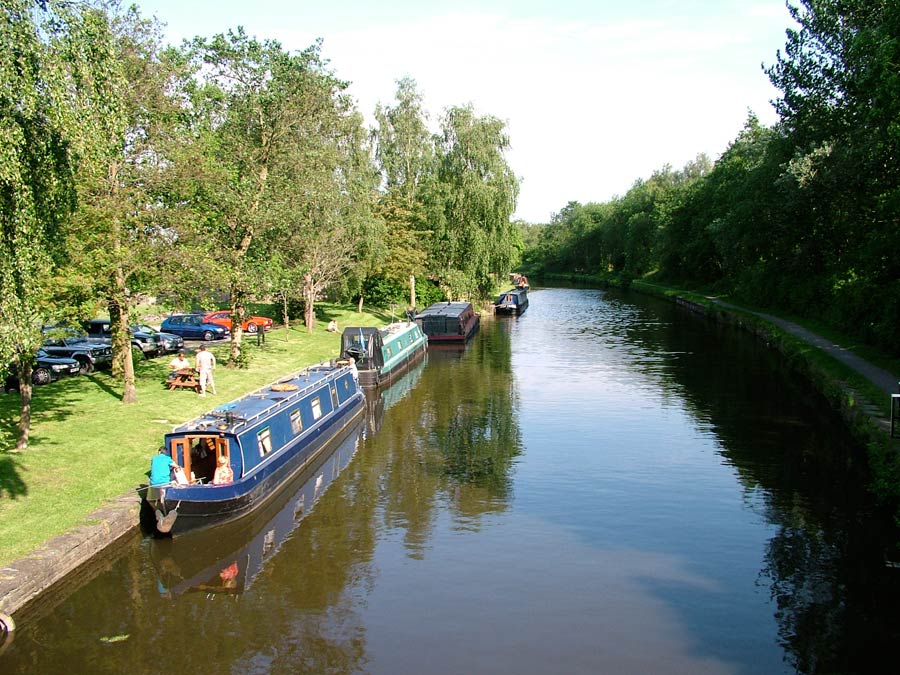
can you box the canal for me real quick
[2,287,899,673]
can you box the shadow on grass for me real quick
[0,453,28,499]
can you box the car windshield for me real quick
[133,325,157,334]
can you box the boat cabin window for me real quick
[330,385,339,408]
[386,345,393,358]
[311,396,323,420]
[258,427,273,457]
[289,408,303,434]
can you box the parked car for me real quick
[131,324,184,355]
[40,327,112,374]
[4,348,82,392]
[160,314,231,341]
[82,319,184,358]
[83,319,155,358]
[203,310,274,334]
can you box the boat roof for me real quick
[496,287,526,298]
[341,321,419,339]
[169,363,353,436]
[416,302,474,319]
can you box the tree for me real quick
[176,32,375,355]
[368,78,434,310]
[62,2,181,403]
[431,105,520,298]
[1,1,88,448]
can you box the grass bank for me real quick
[0,304,390,567]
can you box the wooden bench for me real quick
[168,368,200,392]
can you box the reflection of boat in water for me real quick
[494,287,528,315]
[145,361,365,536]
[414,301,480,342]
[365,358,426,434]
[339,321,427,388]
[151,416,367,596]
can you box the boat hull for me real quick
[357,340,427,388]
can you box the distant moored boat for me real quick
[494,287,529,315]
[414,301,480,342]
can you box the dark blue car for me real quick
[4,348,81,393]
[160,314,231,341]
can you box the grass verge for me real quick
[0,304,389,567]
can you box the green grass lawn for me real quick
[0,304,391,567]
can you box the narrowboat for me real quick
[510,272,530,290]
[145,360,365,536]
[414,301,481,342]
[339,320,427,388]
[494,287,529,315]
[151,415,366,596]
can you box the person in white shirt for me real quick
[195,344,217,397]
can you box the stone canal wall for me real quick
[0,491,140,618]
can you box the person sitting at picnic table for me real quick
[167,350,191,379]
[212,455,233,485]
[150,446,182,486]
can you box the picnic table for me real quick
[168,367,199,392]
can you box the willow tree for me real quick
[431,105,519,298]
[57,3,183,403]
[0,1,91,448]
[177,32,364,360]
[368,77,433,310]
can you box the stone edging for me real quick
[0,492,141,617]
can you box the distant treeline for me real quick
[521,0,899,355]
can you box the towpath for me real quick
[710,298,898,397]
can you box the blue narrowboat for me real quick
[340,320,427,388]
[146,361,365,536]
[414,301,480,342]
[494,287,529,315]
[152,414,367,595]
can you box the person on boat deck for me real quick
[212,455,234,485]
[150,447,181,486]
[195,344,216,397]
[167,350,191,380]
[327,319,338,333]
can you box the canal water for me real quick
[2,287,899,673]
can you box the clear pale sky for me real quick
[133,0,795,223]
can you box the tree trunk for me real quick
[110,295,137,404]
[304,273,315,334]
[229,295,246,365]
[110,300,124,378]
[281,292,290,341]
[15,362,34,450]
[120,304,137,404]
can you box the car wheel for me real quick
[203,330,215,341]
[247,323,258,334]
[32,367,52,385]
[77,358,94,375]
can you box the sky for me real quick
[133,0,796,223]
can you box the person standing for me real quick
[195,344,216,397]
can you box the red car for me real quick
[203,310,273,334]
